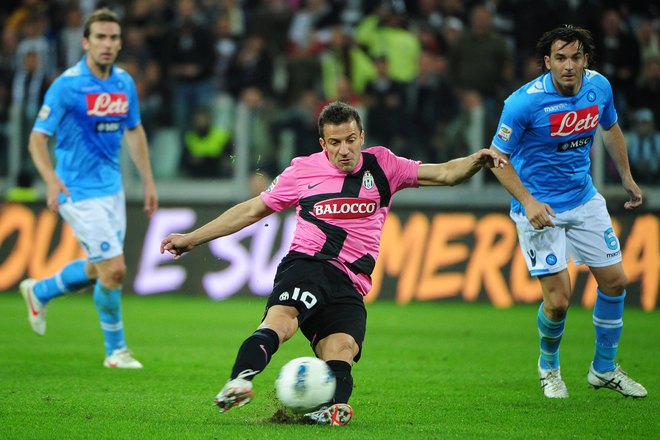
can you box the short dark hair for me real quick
[83,8,121,38]
[318,101,363,138]
[536,24,595,73]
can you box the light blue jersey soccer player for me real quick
[20,8,158,368]
[490,25,647,399]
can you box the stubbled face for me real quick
[320,119,364,173]
[545,39,588,96]
[83,21,121,71]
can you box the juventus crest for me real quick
[362,170,374,190]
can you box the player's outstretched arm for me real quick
[488,145,555,229]
[417,148,507,187]
[600,122,643,210]
[27,131,70,212]
[124,124,159,217]
[160,196,275,259]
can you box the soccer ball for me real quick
[275,357,336,412]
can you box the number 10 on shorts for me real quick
[279,287,318,309]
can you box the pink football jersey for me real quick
[260,146,420,295]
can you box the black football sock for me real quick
[327,360,353,404]
[230,328,280,380]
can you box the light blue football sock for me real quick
[537,302,565,370]
[93,282,126,356]
[33,259,93,304]
[592,288,625,373]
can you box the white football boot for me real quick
[20,279,46,336]
[103,348,143,369]
[587,363,647,398]
[215,369,258,412]
[538,360,569,398]
[304,403,353,426]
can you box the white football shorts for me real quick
[511,193,622,277]
[59,191,126,263]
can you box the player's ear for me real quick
[544,55,551,71]
[319,137,327,151]
[584,53,589,68]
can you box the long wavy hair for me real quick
[536,25,596,73]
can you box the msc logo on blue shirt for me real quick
[557,135,592,152]
[96,121,121,132]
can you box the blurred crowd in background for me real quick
[1,0,659,200]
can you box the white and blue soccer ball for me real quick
[275,357,336,412]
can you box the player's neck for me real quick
[85,56,112,80]
[552,77,583,97]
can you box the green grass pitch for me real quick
[0,293,657,439]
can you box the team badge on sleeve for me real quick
[497,123,512,142]
[37,105,51,120]
[362,170,374,190]
[266,176,279,192]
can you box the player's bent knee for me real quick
[592,265,628,295]
[96,267,126,289]
[94,256,126,279]
[104,268,126,285]
[259,322,296,345]
[112,266,127,283]
[260,306,299,343]
[543,300,569,321]
[604,271,628,294]
[317,333,358,362]
[109,262,127,279]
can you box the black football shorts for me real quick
[265,252,367,361]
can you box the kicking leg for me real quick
[215,305,298,412]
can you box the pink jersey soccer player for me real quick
[160,101,506,425]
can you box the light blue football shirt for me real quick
[33,57,141,203]
[491,70,617,214]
